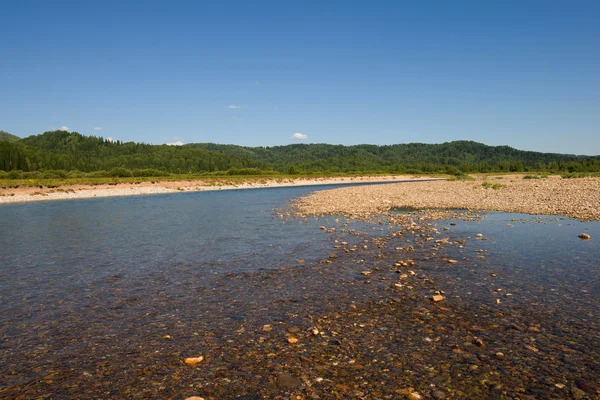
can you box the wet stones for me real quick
[578,233,591,240]
[432,294,444,302]
[286,336,299,344]
[277,373,302,389]
[184,356,204,366]
[431,390,447,399]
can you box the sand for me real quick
[294,175,600,221]
[0,175,439,204]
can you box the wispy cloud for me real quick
[228,105,242,109]
[166,141,184,146]
[93,126,104,131]
[58,126,70,132]
[292,132,308,140]
[231,116,241,120]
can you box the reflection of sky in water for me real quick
[0,185,386,315]
[440,212,599,290]
[425,212,600,333]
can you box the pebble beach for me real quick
[294,175,600,221]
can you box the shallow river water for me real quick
[1,185,599,399]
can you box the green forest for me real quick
[1,130,599,179]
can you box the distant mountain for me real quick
[2,130,599,174]
[0,130,20,141]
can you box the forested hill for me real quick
[0,130,20,141]
[1,130,599,175]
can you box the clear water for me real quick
[1,186,599,398]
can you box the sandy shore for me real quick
[294,175,600,221]
[0,175,439,204]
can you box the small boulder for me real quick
[578,233,591,240]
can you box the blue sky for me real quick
[1,1,599,154]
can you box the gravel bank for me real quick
[0,175,439,204]
[295,176,600,221]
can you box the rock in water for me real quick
[277,373,302,388]
[432,294,444,302]
[184,356,204,366]
[578,233,591,240]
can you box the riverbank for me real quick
[0,175,440,204]
[295,175,600,221]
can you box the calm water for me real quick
[1,185,599,398]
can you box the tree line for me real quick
[1,130,599,177]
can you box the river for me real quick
[1,185,599,399]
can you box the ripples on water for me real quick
[0,186,599,398]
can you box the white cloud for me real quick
[93,126,104,131]
[166,141,184,146]
[292,132,308,140]
[231,116,241,120]
[58,126,70,131]
[228,105,241,109]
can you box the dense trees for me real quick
[1,130,599,176]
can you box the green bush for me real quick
[67,170,85,178]
[107,167,133,178]
[227,167,265,175]
[132,168,169,177]
[7,170,23,179]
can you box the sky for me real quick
[1,1,599,155]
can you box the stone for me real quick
[277,373,302,388]
[287,336,299,344]
[185,397,205,400]
[432,390,446,399]
[578,233,591,240]
[447,259,458,264]
[432,294,444,302]
[495,352,504,359]
[184,356,204,366]
[408,392,423,400]
[476,233,483,237]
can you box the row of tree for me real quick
[1,130,599,175]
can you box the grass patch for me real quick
[482,182,506,190]
[523,175,548,179]
[561,172,600,179]
[447,174,474,181]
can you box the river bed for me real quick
[0,186,598,399]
